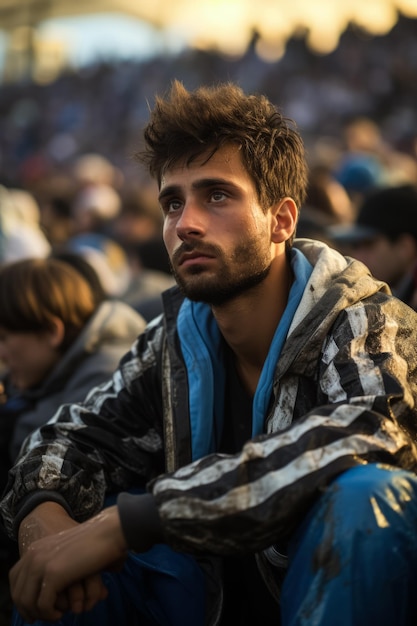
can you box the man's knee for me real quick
[282,465,417,625]
[325,463,417,534]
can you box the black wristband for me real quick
[117,491,163,552]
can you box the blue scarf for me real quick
[177,248,313,461]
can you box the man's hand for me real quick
[16,501,108,619]
[10,504,128,623]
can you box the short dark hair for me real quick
[137,81,308,214]
[0,258,96,352]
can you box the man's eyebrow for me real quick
[192,177,233,189]
[158,178,235,202]
[158,185,181,203]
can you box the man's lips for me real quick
[177,250,216,267]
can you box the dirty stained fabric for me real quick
[1,238,417,569]
[280,464,417,625]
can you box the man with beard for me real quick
[3,82,417,626]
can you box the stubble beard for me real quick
[171,239,272,306]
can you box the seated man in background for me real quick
[0,257,146,464]
[328,184,417,309]
[0,257,145,623]
[2,82,417,626]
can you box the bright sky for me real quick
[0,12,185,75]
[1,0,417,74]
[38,13,185,65]
[35,3,412,62]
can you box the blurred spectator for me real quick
[295,206,336,244]
[333,117,387,208]
[51,250,108,306]
[305,164,355,224]
[135,235,172,276]
[109,185,175,315]
[0,186,51,264]
[122,235,175,318]
[0,256,145,623]
[0,256,145,469]
[28,173,77,249]
[113,184,163,251]
[61,231,175,310]
[71,183,122,236]
[328,184,417,309]
[63,232,132,298]
[334,152,384,203]
[72,153,124,189]
[296,164,355,244]
[335,116,417,209]
[40,195,74,248]
[342,116,417,186]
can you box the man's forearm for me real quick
[18,501,78,555]
[17,491,164,559]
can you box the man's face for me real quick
[159,145,275,305]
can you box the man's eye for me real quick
[211,191,226,202]
[163,200,182,213]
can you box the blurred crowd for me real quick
[1,15,417,187]
[0,154,175,316]
[1,11,417,624]
[1,16,416,306]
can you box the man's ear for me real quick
[270,198,298,243]
[46,316,65,349]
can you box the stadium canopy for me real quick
[1,0,417,56]
[0,1,167,31]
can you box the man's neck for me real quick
[212,258,293,395]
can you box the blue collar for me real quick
[177,248,313,460]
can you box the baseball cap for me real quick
[328,184,417,245]
[335,154,383,194]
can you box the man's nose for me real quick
[176,200,206,240]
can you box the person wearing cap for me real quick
[329,184,417,309]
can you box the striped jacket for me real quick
[2,238,417,599]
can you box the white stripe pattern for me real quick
[158,430,402,521]
[154,404,374,494]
